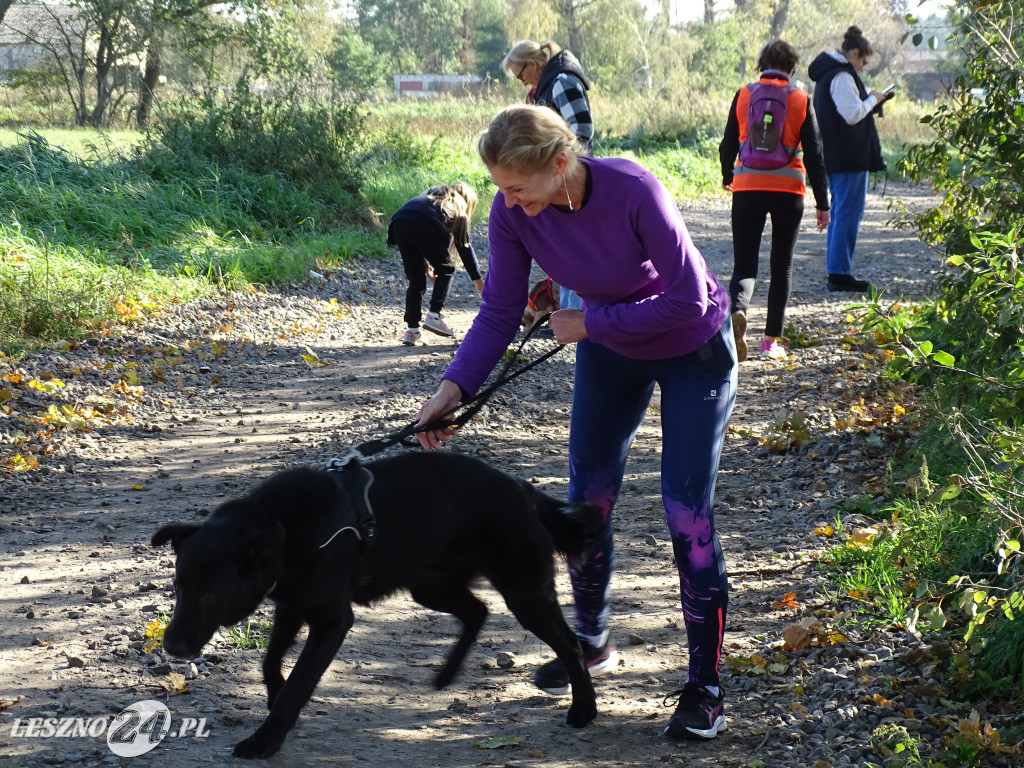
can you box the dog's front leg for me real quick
[233,606,354,760]
[262,604,304,709]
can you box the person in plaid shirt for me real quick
[502,40,593,154]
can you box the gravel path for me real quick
[0,182,956,768]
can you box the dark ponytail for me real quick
[841,26,873,56]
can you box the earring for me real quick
[562,174,573,212]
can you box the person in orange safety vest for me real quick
[719,39,830,362]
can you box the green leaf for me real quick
[939,485,962,501]
[932,351,956,367]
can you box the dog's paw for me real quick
[232,733,283,760]
[565,701,597,728]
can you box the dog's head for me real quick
[521,278,559,332]
[152,506,285,658]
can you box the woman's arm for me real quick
[800,101,830,211]
[829,71,877,125]
[719,91,742,188]
[550,74,594,144]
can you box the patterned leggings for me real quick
[567,322,736,687]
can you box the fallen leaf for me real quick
[782,617,826,651]
[154,672,189,694]
[771,592,800,610]
[471,735,524,749]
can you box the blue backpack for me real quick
[739,80,798,170]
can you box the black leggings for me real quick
[729,190,804,339]
[390,217,456,328]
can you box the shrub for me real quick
[139,76,367,230]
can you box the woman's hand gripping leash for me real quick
[416,379,462,450]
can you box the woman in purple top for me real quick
[416,105,736,741]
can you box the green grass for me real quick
[229,619,273,650]
[0,88,930,346]
[0,127,141,160]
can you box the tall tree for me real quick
[355,0,473,74]
[135,0,229,128]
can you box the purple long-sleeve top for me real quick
[444,156,728,397]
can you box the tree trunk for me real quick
[136,40,162,128]
[769,0,790,41]
[704,0,715,25]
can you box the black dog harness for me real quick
[320,456,378,587]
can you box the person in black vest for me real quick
[502,40,593,153]
[387,183,483,346]
[808,26,893,293]
[502,39,592,313]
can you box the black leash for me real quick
[326,315,564,467]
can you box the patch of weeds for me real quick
[870,722,922,763]
[500,348,527,366]
[821,516,914,628]
[781,322,820,349]
[229,620,273,650]
[760,408,813,454]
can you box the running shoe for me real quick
[663,682,727,740]
[731,311,747,362]
[401,328,426,346]
[422,311,454,337]
[760,337,787,360]
[532,641,619,696]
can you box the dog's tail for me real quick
[536,493,604,569]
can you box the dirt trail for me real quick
[0,183,944,768]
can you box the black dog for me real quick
[151,452,602,759]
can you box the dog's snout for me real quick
[160,622,205,659]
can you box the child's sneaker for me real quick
[731,311,747,362]
[533,641,619,696]
[760,337,786,360]
[422,311,454,337]
[663,682,727,740]
[401,328,426,346]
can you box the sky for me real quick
[651,0,951,25]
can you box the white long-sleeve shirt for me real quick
[824,51,879,125]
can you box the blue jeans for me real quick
[566,323,737,686]
[826,171,868,276]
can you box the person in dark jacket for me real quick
[387,183,483,346]
[808,25,893,293]
[719,40,830,361]
[502,39,592,312]
[502,40,593,152]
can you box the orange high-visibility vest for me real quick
[732,78,808,196]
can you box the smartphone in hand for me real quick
[882,84,896,98]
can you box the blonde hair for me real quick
[501,40,563,79]
[478,105,583,174]
[427,182,477,247]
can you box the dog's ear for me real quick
[151,523,200,551]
